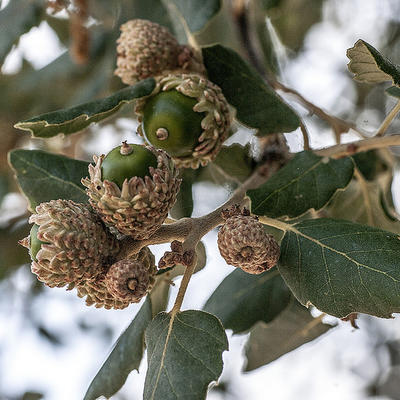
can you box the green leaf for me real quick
[161,0,221,34]
[14,78,156,138]
[169,169,196,219]
[202,45,300,135]
[84,279,170,400]
[144,310,228,400]
[203,268,291,334]
[278,218,400,318]
[346,39,400,85]
[8,150,89,211]
[212,144,254,183]
[386,86,400,98]
[244,298,333,371]
[84,299,153,400]
[248,151,354,219]
[0,218,30,279]
[0,0,43,63]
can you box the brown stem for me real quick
[315,134,400,158]
[272,80,365,141]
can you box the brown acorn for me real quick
[76,246,156,309]
[19,199,119,288]
[217,210,280,274]
[114,19,205,85]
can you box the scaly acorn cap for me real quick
[82,146,181,239]
[20,200,119,288]
[217,213,280,274]
[105,247,156,302]
[114,19,205,85]
[76,246,155,309]
[135,73,233,169]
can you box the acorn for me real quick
[19,200,119,288]
[76,246,156,309]
[114,19,205,85]
[28,224,49,261]
[217,208,280,274]
[135,73,233,168]
[82,143,181,240]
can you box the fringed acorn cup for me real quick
[82,143,181,240]
[114,19,205,85]
[217,207,280,274]
[19,199,119,288]
[76,246,156,309]
[135,73,233,169]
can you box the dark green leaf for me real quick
[14,78,155,138]
[0,218,30,279]
[0,0,43,63]
[84,279,170,400]
[244,298,333,371]
[202,45,300,135]
[161,0,221,34]
[203,268,290,334]
[351,150,380,181]
[144,310,228,400]
[8,150,89,211]
[347,39,400,85]
[169,169,196,219]
[84,299,153,400]
[386,86,400,98]
[213,144,254,183]
[248,151,354,218]
[279,218,400,318]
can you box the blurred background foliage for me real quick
[1,0,400,399]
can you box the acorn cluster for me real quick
[19,19,281,310]
[114,18,233,169]
[20,142,181,310]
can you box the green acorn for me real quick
[29,224,49,262]
[101,142,158,188]
[19,200,119,288]
[82,143,181,239]
[135,73,233,169]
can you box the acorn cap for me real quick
[105,246,156,302]
[76,246,156,309]
[82,146,181,239]
[135,73,233,169]
[114,19,205,85]
[20,200,119,288]
[217,214,280,274]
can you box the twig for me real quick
[315,134,400,158]
[376,99,400,137]
[300,120,311,150]
[272,80,365,141]
[170,253,198,314]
